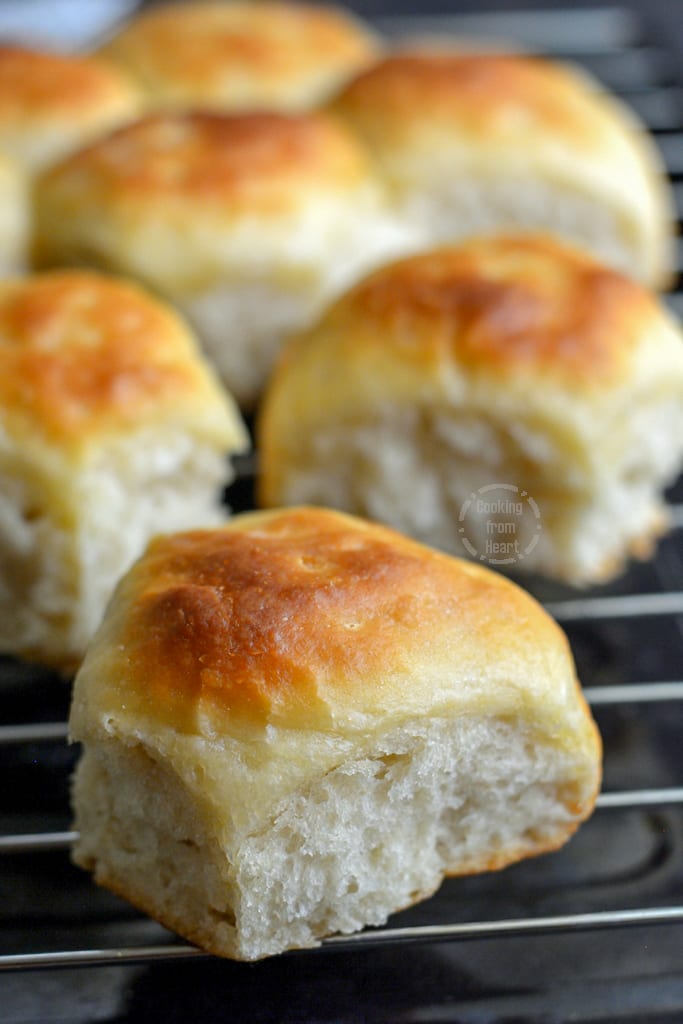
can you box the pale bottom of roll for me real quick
[267,398,683,585]
[72,714,593,961]
[0,165,28,275]
[179,283,322,410]
[178,218,423,409]
[0,430,232,671]
[395,171,664,287]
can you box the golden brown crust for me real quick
[100,0,380,110]
[260,236,651,411]
[330,50,656,159]
[36,110,373,214]
[325,235,653,388]
[96,506,586,736]
[33,109,383,294]
[332,52,601,147]
[0,270,242,450]
[0,45,140,168]
[0,45,136,121]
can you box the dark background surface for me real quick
[1,0,682,66]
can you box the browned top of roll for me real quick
[0,270,246,454]
[76,506,593,744]
[0,44,140,169]
[100,0,380,110]
[331,51,637,154]
[265,235,658,402]
[37,109,374,213]
[339,235,652,386]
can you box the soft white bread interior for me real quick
[258,235,683,586]
[33,111,418,407]
[328,51,675,289]
[0,151,28,272]
[0,44,140,172]
[99,0,381,112]
[70,506,601,961]
[0,270,248,672]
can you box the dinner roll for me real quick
[100,0,380,112]
[69,506,601,961]
[0,44,140,172]
[34,111,416,408]
[0,270,247,672]
[329,51,674,289]
[0,151,28,272]
[258,235,683,586]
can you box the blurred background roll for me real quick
[329,51,675,289]
[0,44,141,172]
[258,234,683,585]
[34,110,419,407]
[100,0,381,113]
[0,150,27,273]
[0,269,247,672]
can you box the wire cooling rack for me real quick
[1,8,683,1018]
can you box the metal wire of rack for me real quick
[1,3,683,1007]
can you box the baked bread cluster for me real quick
[70,507,602,961]
[4,0,682,964]
[26,20,675,409]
